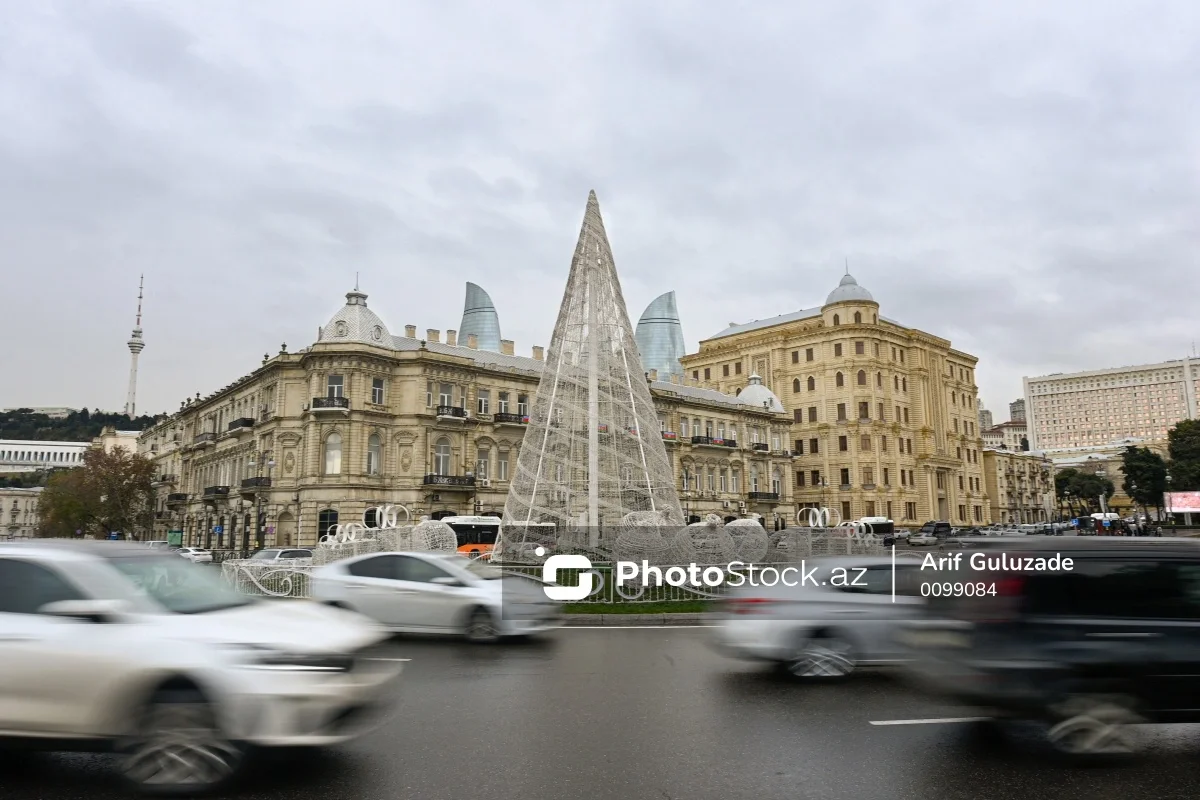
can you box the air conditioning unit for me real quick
[722,500,731,509]
[738,502,747,511]
[479,478,491,488]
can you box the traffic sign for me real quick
[213,525,224,534]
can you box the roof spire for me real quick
[844,258,849,276]
[355,271,359,292]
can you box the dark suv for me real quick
[902,538,1200,759]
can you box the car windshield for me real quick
[107,555,254,614]
[251,550,280,560]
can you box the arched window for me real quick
[434,437,452,476]
[876,372,882,388]
[854,311,862,324]
[903,377,908,391]
[734,387,741,396]
[835,372,844,388]
[792,378,801,394]
[771,469,782,495]
[832,314,840,326]
[367,433,382,475]
[750,467,759,492]
[857,370,867,386]
[324,432,342,475]
[318,508,339,539]
[807,376,816,391]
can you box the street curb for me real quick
[563,613,709,626]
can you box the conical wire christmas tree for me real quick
[503,191,683,551]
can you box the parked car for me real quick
[250,548,313,561]
[894,528,912,541]
[311,551,562,642]
[177,546,213,564]
[909,531,939,546]
[144,540,172,550]
[901,538,1200,760]
[0,541,402,794]
[711,555,926,679]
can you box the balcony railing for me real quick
[193,432,216,446]
[722,439,738,448]
[494,412,527,425]
[862,483,877,490]
[690,435,713,445]
[661,430,678,441]
[312,396,350,412]
[423,474,476,488]
[153,474,177,485]
[840,483,853,491]
[748,491,780,501]
[202,486,231,500]
[751,442,770,452]
[227,417,255,432]
[435,405,467,419]
[166,493,188,505]
[240,477,272,494]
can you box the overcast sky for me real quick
[3,1,1199,421]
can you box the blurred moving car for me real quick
[711,555,925,679]
[909,531,939,546]
[250,548,313,562]
[176,546,212,564]
[311,551,562,642]
[0,541,402,794]
[902,538,1200,760]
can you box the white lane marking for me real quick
[563,625,718,629]
[365,657,412,662]
[869,717,987,726]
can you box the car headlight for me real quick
[223,643,352,672]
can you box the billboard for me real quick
[167,530,183,546]
[1164,492,1200,514]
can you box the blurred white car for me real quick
[908,532,938,546]
[311,551,562,642]
[177,547,212,564]
[0,541,402,795]
[250,548,313,562]
[711,556,925,678]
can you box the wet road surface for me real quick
[4,627,1200,799]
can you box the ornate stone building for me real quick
[680,272,988,526]
[139,288,795,549]
[1,487,41,540]
[981,448,1054,524]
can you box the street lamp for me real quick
[248,452,276,552]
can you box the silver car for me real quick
[711,556,925,679]
[310,551,562,642]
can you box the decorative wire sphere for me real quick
[622,509,678,527]
[613,525,676,564]
[725,518,769,562]
[671,520,736,564]
[404,519,459,552]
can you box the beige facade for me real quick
[1,487,41,540]
[1024,357,1200,452]
[92,426,140,455]
[982,449,1054,524]
[680,274,988,526]
[138,290,796,549]
[982,420,1027,451]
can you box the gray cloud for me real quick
[2,0,1199,421]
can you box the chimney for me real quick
[427,329,440,343]
[405,325,416,338]
[500,339,515,355]
[649,369,658,381]
[532,345,544,361]
[466,334,479,349]
[446,329,457,347]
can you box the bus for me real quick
[858,516,895,536]
[440,516,501,557]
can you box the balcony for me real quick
[722,439,738,448]
[751,442,769,452]
[166,493,188,506]
[435,405,467,420]
[494,412,527,426]
[748,491,780,502]
[202,486,231,501]
[862,483,877,491]
[152,474,177,487]
[239,477,272,496]
[840,483,853,491]
[423,474,476,489]
[227,417,255,434]
[312,396,350,414]
[690,435,713,445]
[192,432,216,448]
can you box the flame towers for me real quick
[635,291,686,379]
[503,192,683,542]
[458,282,502,352]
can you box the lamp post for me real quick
[1165,471,1173,527]
[248,452,275,552]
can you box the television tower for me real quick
[124,276,145,419]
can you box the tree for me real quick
[1121,446,1167,518]
[1167,419,1200,491]
[1055,468,1116,515]
[37,449,156,539]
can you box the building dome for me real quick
[318,290,392,346]
[825,272,875,306]
[737,373,785,413]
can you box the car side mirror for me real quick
[39,599,129,624]
[430,576,462,587]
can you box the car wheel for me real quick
[786,633,856,680]
[464,607,499,643]
[119,686,245,796]
[1043,694,1142,761]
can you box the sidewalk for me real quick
[562,613,710,626]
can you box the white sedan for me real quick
[0,541,402,795]
[177,546,212,563]
[908,532,939,546]
[311,551,562,642]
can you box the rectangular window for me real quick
[958,474,964,490]
[877,402,885,419]
[903,408,910,423]
[808,406,817,422]
[477,389,491,414]
[863,467,874,485]
[906,501,916,519]
[806,348,814,362]
[708,469,715,492]
[704,368,711,380]
[732,469,741,493]
[795,439,805,454]
[883,467,890,485]
[859,401,870,419]
[498,451,509,481]
[866,500,876,517]
[860,434,871,451]
[723,364,730,377]
[720,469,728,492]
[327,375,344,398]
[841,501,852,520]
[837,403,847,421]
[874,342,880,357]
[953,418,959,433]
[901,470,907,486]
[735,362,742,375]
[497,392,510,413]
[880,435,887,452]
[840,468,851,486]
[839,435,848,452]
[811,469,821,485]
[772,434,781,451]
[855,341,865,355]
[439,382,453,406]
[886,501,893,519]
[682,419,690,437]
[834,343,843,357]
[426,381,434,408]
[518,394,529,416]
[796,471,806,487]
[791,351,799,364]
[372,378,385,405]
[794,409,803,422]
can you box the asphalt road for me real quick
[4,627,1200,800]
